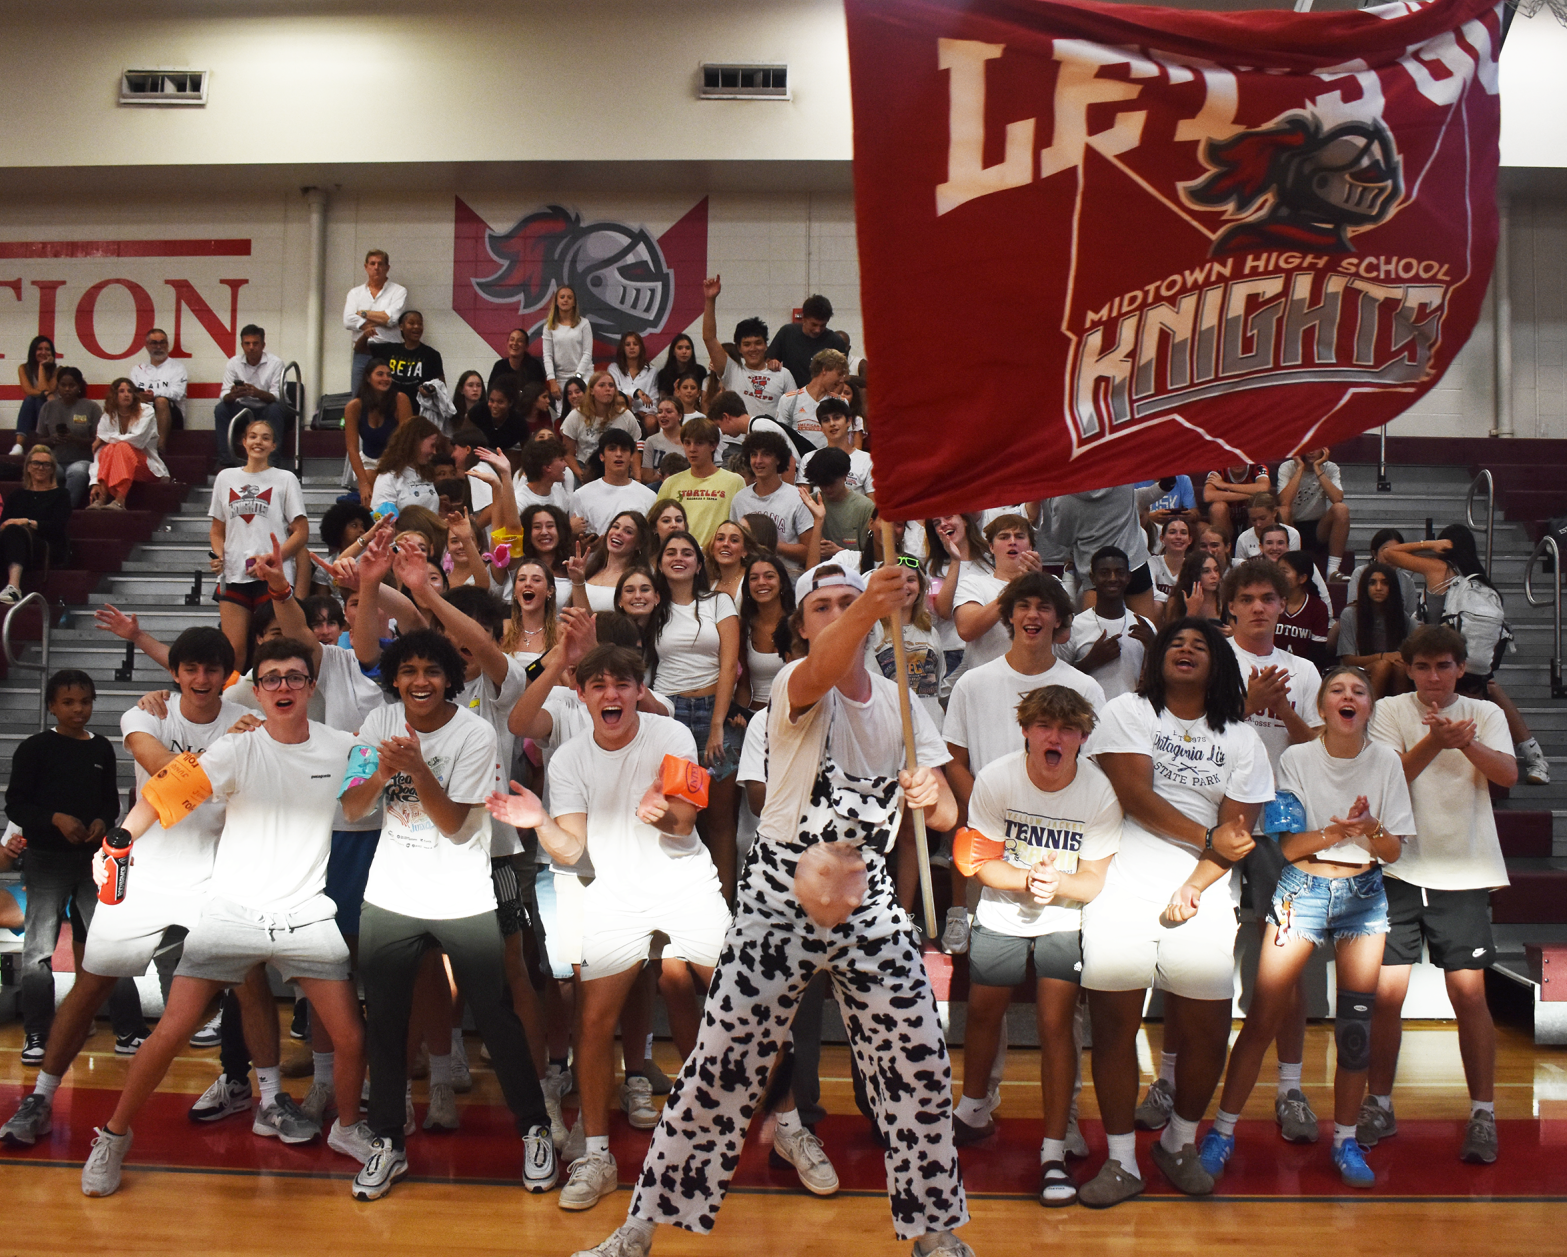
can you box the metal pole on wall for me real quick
[303,188,330,421]
[1493,190,1513,438]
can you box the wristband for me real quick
[270,585,293,602]
[1203,826,1216,852]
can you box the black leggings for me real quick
[0,525,49,575]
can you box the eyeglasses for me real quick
[895,555,920,570]
[257,672,312,691]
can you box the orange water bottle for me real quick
[99,829,133,906]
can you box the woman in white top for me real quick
[925,514,986,691]
[705,520,752,605]
[640,397,686,485]
[560,371,640,484]
[646,500,688,560]
[519,503,574,608]
[1150,516,1193,623]
[501,557,559,661]
[646,529,742,899]
[1190,665,1412,1190]
[614,567,661,639]
[541,285,594,401]
[609,332,658,421]
[737,552,792,710]
[568,510,649,612]
[369,416,442,517]
[88,377,169,509]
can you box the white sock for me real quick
[775,1108,802,1135]
[429,1053,453,1087]
[451,1028,467,1056]
[1277,1060,1303,1098]
[33,1071,61,1101]
[586,1134,611,1155]
[1040,1136,1065,1164]
[1372,1093,1393,1113]
[1161,1113,1198,1153]
[1334,1122,1356,1147]
[312,1051,334,1087]
[1106,1131,1140,1178]
[1327,555,1343,575]
[1158,1051,1177,1085]
[1471,1098,1495,1116]
[1213,1109,1239,1138]
[255,1065,281,1109]
[644,1033,655,1061]
[954,1094,990,1125]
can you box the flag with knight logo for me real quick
[844,0,1504,518]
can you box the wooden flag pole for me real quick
[878,518,939,939]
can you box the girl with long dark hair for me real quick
[345,359,413,503]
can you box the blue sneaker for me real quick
[1198,1128,1234,1178]
[1333,1137,1375,1188]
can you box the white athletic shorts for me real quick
[1080,880,1239,1002]
[176,896,350,985]
[580,884,731,980]
[81,888,203,978]
[536,866,590,978]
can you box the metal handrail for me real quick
[1,592,53,730]
[282,359,305,473]
[1524,535,1565,699]
[1465,468,1495,574]
[1376,423,1392,493]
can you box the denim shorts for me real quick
[670,692,742,781]
[1270,864,1389,947]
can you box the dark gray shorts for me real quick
[968,921,1083,987]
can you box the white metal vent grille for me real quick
[699,64,789,100]
[120,70,208,106]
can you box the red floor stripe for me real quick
[1,1086,1559,1199]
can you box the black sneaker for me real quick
[20,1034,45,1068]
[290,998,310,1041]
[114,1034,147,1056]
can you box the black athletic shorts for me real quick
[220,579,272,612]
[1381,877,1495,969]
[1126,562,1154,597]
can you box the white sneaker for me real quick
[772,1124,840,1196]
[423,1082,460,1131]
[0,586,22,606]
[189,1073,253,1123]
[940,907,971,955]
[300,1079,336,1125]
[450,1035,473,1093]
[522,1122,558,1193]
[7,442,23,458]
[81,1126,131,1197]
[568,1221,655,1257]
[620,1075,659,1130]
[1521,742,1551,785]
[189,1012,223,1049]
[351,1136,408,1201]
[328,1119,376,1165]
[563,1115,588,1164]
[558,1149,618,1211]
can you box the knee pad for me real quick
[1335,988,1376,1073]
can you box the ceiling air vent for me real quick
[699,64,789,101]
[120,69,208,106]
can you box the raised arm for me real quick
[701,276,730,373]
[250,535,321,674]
[94,605,171,671]
[786,565,905,713]
[396,543,509,687]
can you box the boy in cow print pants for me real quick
[571,563,975,1257]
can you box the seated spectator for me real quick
[302,593,349,647]
[1276,447,1351,581]
[767,293,848,389]
[541,286,595,402]
[520,503,574,605]
[1057,546,1158,700]
[655,333,704,399]
[1203,463,1271,541]
[88,378,169,509]
[927,515,987,689]
[1349,528,1419,613]
[370,417,443,516]
[640,398,687,484]
[609,332,658,420]
[1165,551,1224,626]
[572,428,655,538]
[799,397,872,495]
[344,360,413,504]
[514,434,574,515]
[1149,516,1193,622]
[560,375,588,424]
[1050,486,1158,620]
[516,381,556,438]
[708,389,797,474]
[1195,523,1231,571]
[776,350,849,448]
[12,336,60,452]
[452,369,487,429]
[473,376,529,453]
[1259,522,1330,603]
[213,324,289,469]
[670,372,706,422]
[654,417,746,547]
[129,328,187,450]
[561,372,640,483]
[488,326,548,395]
[1230,492,1298,564]
[368,309,444,404]
[34,366,98,507]
[1336,562,1416,697]
[802,447,873,560]
[0,447,73,604]
[1274,550,1333,669]
[701,276,793,417]
[1137,474,1200,538]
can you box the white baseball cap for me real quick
[794,562,868,604]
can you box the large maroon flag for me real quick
[845,0,1503,518]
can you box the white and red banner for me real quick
[845,0,1504,518]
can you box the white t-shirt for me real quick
[1275,459,1343,522]
[1087,694,1274,904]
[548,713,719,906]
[650,594,736,694]
[130,358,188,404]
[1059,608,1153,701]
[560,410,640,465]
[866,622,947,730]
[721,358,794,418]
[514,477,574,516]
[801,446,874,496]
[460,657,532,859]
[968,753,1122,936]
[199,723,358,916]
[371,466,439,516]
[774,388,830,448]
[572,477,656,537]
[358,703,498,920]
[208,467,307,585]
[641,429,683,477]
[1234,524,1302,563]
[1229,640,1324,770]
[730,482,814,564]
[1369,692,1512,890]
[757,660,950,850]
[952,564,1012,671]
[1276,738,1416,865]
[738,703,769,786]
[121,698,250,897]
[945,655,1106,774]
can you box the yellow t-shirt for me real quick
[655,468,746,546]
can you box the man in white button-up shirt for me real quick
[129,328,188,450]
[213,325,289,467]
[342,250,407,394]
